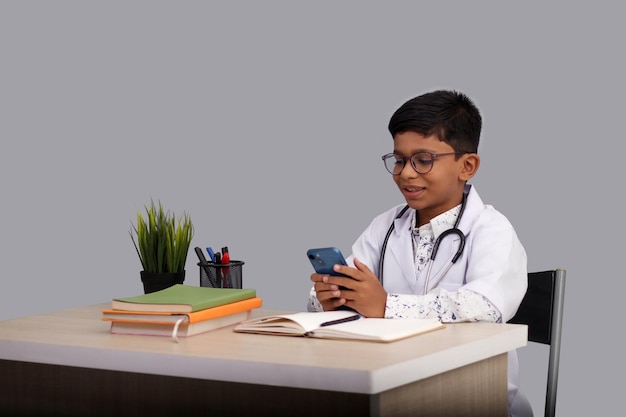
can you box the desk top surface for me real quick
[0,304,526,394]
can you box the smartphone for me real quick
[307,247,348,275]
[307,247,355,311]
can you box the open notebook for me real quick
[234,311,443,342]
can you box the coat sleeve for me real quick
[460,206,528,321]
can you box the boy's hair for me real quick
[388,90,482,154]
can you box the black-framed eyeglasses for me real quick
[381,152,467,175]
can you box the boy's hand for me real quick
[310,258,387,317]
[310,273,344,312]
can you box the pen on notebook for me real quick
[319,314,361,327]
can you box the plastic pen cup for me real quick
[198,260,244,289]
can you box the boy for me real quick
[308,90,533,417]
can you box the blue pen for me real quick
[206,247,216,263]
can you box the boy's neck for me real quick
[414,189,468,227]
[415,205,460,228]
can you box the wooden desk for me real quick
[0,304,526,417]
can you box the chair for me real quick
[508,269,566,417]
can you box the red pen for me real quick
[221,246,230,287]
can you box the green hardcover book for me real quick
[112,284,257,313]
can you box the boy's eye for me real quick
[412,153,434,166]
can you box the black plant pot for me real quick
[140,271,185,294]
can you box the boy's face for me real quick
[392,131,478,226]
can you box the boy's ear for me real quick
[459,153,480,181]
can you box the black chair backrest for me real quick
[508,269,566,417]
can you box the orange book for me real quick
[102,297,262,324]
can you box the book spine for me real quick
[103,297,262,324]
[186,297,262,323]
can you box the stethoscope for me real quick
[378,188,468,294]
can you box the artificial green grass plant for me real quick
[130,200,194,274]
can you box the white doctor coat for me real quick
[311,185,532,416]
[348,185,527,322]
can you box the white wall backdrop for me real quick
[1,1,623,415]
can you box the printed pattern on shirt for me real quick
[385,288,501,323]
[411,206,460,277]
[412,226,434,275]
[308,286,323,312]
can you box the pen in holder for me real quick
[198,260,244,289]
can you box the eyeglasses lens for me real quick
[383,153,434,175]
[383,155,402,175]
[410,153,434,174]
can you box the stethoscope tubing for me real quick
[379,189,469,292]
[423,228,465,293]
[378,205,410,286]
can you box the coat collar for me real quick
[392,184,482,239]
[385,184,484,290]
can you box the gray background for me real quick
[1,1,622,415]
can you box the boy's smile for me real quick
[392,131,478,226]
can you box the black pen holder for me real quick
[198,260,244,289]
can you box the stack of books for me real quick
[102,284,262,341]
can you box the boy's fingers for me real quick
[318,280,339,292]
[310,273,326,283]
[353,257,373,274]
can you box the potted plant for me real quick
[130,200,194,293]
